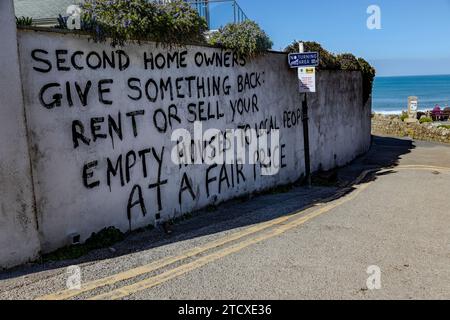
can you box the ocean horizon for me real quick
[372,74,450,114]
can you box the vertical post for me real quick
[302,95,312,187]
[0,0,41,268]
[298,42,304,54]
[299,42,312,187]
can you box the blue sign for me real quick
[288,52,319,68]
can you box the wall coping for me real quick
[17,26,364,69]
[18,26,285,53]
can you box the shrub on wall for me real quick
[357,57,376,104]
[400,111,408,122]
[16,16,33,26]
[80,0,207,46]
[162,0,208,44]
[419,117,433,124]
[208,20,273,57]
[336,53,360,71]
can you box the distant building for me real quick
[14,0,81,26]
[189,0,248,30]
[13,0,248,30]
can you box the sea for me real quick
[372,74,450,114]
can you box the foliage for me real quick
[336,53,360,71]
[438,125,450,129]
[16,16,33,26]
[162,0,208,44]
[80,0,207,47]
[284,41,376,104]
[55,14,97,31]
[42,227,124,262]
[84,227,125,249]
[357,57,376,104]
[400,112,408,122]
[208,20,273,57]
[56,14,68,29]
[169,212,194,225]
[419,117,433,124]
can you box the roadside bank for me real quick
[372,114,450,144]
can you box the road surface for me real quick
[0,136,449,300]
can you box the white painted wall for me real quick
[0,0,41,269]
[0,27,371,268]
[308,71,372,172]
[17,31,306,253]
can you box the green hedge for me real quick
[357,57,376,105]
[80,0,208,46]
[336,53,360,71]
[285,41,376,104]
[420,117,433,124]
[208,20,273,57]
[400,111,409,122]
[16,16,33,26]
[66,1,274,58]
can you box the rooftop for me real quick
[14,0,79,19]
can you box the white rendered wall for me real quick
[0,0,41,269]
[0,26,371,267]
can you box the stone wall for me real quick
[372,114,450,144]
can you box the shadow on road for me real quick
[0,135,414,281]
[338,135,415,185]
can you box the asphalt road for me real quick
[0,136,449,300]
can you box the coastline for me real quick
[372,109,429,116]
[372,114,450,144]
[372,74,450,115]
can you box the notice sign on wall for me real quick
[298,67,316,93]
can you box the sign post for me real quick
[288,52,319,68]
[288,50,318,94]
[298,67,316,93]
[289,43,319,187]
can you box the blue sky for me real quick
[237,0,450,76]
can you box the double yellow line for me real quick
[38,176,372,300]
[37,165,450,300]
[39,213,294,300]
[90,185,371,300]
[395,165,450,172]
